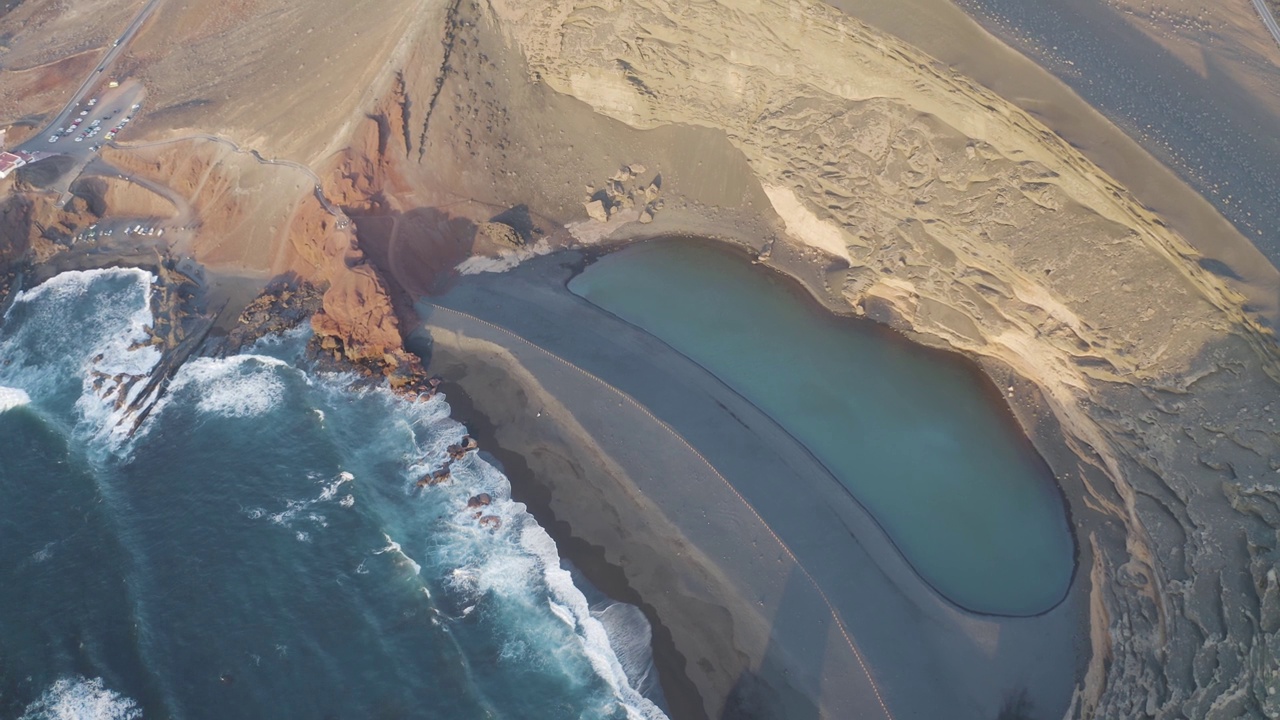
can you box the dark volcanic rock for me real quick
[209,277,325,356]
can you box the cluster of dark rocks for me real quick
[413,436,501,529]
[211,277,326,356]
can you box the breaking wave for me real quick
[0,268,160,452]
[169,355,290,418]
[0,385,31,412]
[0,268,669,720]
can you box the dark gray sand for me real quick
[410,252,1088,720]
[824,0,1280,321]
[949,0,1280,253]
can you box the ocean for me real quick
[0,268,667,720]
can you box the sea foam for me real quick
[0,385,31,413]
[0,268,161,453]
[18,676,141,720]
[167,355,290,419]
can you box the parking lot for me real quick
[40,83,144,156]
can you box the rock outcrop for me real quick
[208,277,325,356]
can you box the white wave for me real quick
[10,267,152,307]
[18,676,141,720]
[548,600,576,628]
[375,533,422,576]
[166,355,289,419]
[1,269,162,453]
[433,494,665,717]
[318,472,353,501]
[362,384,668,720]
[521,526,667,720]
[0,385,31,412]
[595,602,659,702]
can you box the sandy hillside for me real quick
[116,0,437,165]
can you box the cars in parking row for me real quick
[72,223,168,244]
[46,98,140,144]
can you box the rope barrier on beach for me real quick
[427,303,896,720]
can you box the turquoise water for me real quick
[569,241,1075,615]
[0,269,667,719]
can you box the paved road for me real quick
[1253,0,1280,47]
[45,0,163,137]
[11,0,162,188]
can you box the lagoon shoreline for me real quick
[409,245,1091,720]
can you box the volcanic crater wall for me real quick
[364,1,1279,717]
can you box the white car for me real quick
[79,110,89,116]
[74,137,84,142]
[48,136,57,142]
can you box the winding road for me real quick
[117,134,349,224]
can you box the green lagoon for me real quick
[569,240,1075,615]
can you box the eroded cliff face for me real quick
[362,1,1277,716]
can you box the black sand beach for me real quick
[824,0,1280,322]
[409,250,1089,720]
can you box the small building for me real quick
[0,151,27,178]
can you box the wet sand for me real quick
[409,251,1089,720]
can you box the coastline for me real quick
[409,249,1090,720]
[408,347,708,720]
